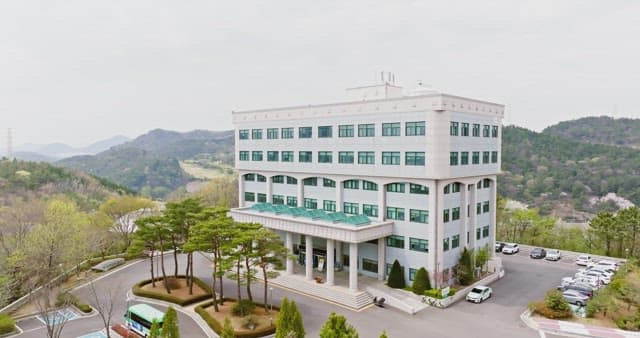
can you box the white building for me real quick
[230,80,504,295]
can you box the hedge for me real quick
[0,314,15,335]
[424,288,456,299]
[195,299,278,338]
[132,275,212,306]
[56,292,93,314]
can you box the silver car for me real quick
[545,249,561,261]
[562,290,589,306]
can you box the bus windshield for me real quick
[124,304,164,336]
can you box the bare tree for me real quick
[34,285,72,338]
[87,281,120,338]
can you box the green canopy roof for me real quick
[250,203,372,226]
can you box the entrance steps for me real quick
[364,284,429,315]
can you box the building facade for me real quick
[229,82,504,291]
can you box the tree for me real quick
[619,207,640,257]
[99,196,154,248]
[192,176,239,208]
[220,317,235,338]
[379,331,388,338]
[456,247,474,286]
[411,267,430,295]
[319,312,358,338]
[161,306,180,338]
[253,227,288,313]
[149,320,161,338]
[276,297,305,338]
[589,212,617,256]
[87,281,119,338]
[132,216,171,293]
[387,260,405,289]
[475,245,490,273]
[35,286,72,338]
[544,289,572,314]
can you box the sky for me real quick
[1,0,639,148]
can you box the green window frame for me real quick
[281,151,294,162]
[409,268,417,281]
[386,183,405,193]
[450,152,459,165]
[281,127,294,139]
[318,151,332,163]
[386,207,405,221]
[323,178,336,187]
[286,196,297,207]
[491,125,499,137]
[338,151,354,164]
[386,235,404,249]
[491,151,498,163]
[299,151,312,163]
[343,180,359,189]
[483,125,490,137]
[452,235,460,249]
[476,228,481,240]
[452,207,460,221]
[303,177,317,186]
[443,209,450,223]
[323,200,336,212]
[362,180,378,191]
[244,174,255,181]
[362,258,378,273]
[304,198,317,209]
[252,129,263,139]
[483,225,490,238]
[257,193,266,203]
[405,121,425,136]
[483,201,490,213]
[338,124,354,137]
[406,152,425,166]
[472,123,480,137]
[239,151,249,161]
[298,127,312,138]
[358,124,375,137]
[252,151,263,161]
[409,184,428,194]
[409,238,428,252]
[443,238,450,251]
[272,195,284,205]
[382,122,401,136]
[257,175,266,182]
[358,151,375,164]
[286,176,297,185]
[461,123,469,136]
[472,151,480,164]
[460,152,469,165]
[239,129,249,140]
[483,151,490,164]
[272,175,284,184]
[382,152,400,165]
[477,202,482,215]
[450,121,459,136]
[483,179,491,188]
[409,209,429,223]
[363,204,378,217]
[267,128,279,139]
[318,126,333,138]
[343,202,359,215]
[451,182,461,193]
[244,192,255,202]
[267,151,279,162]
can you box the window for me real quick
[272,195,284,205]
[410,238,429,252]
[363,204,378,217]
[257,175,266,182]
[299,151,312,163]
[450,122,459,136]
[386,235,404,248]
[362,181,378,191]
[491,125,499,137]
[281,151,294,162]
[451,182,461,193]
[477,228,481,240]
[443,209,450,223]
[358,124,375,137]
[267,151,279,162]
[244,192,255,202]
[483,125,490,137]
[409,268,417,281]
[406,121,425,136]
[362,258,378,273]
[239,129,249,140]
[460,151,469,165]
[444,184,450,194]
[452,207,460,221]
[257,193,266,203]
[386,183,405,193]
[386,207,405,220]
[382,152,400,165]
[287,196,297,207]
[281,127,294,139]
[318,151,332,163]
[343,202,359,215]
[477,181,482,189]
[252,151,263,161]
[239,151,249,161]
[452,235,460,249]
[299,127,312,138]
[382,122,401,136]
[343,180,359,189]
[483,225,490,238]
[482,151,490,164]
[483,201,490,213]
[303,177,317,186]
[477,202,481,215]
[410,184,428,194]
[252,129,262,139]
[323,200,336,212]
[410,209,429,223]
[304,198,317,209]
[450,152,459,165]
[483,178,491,188]
[358,151,375,164]
[405,152,425,166]
[443,238,450,251]
[272,175,284,184]
[461,123,469,136]
[338,151,354,164]
[472,151,480,164]
[323,178,335,187]
[244,174,255,181]
[472,124,480,137]
[318,126,332,138]
[491,151,498,163]
[338,125,354,137]
[287,176,297,185]
[267,128,278,139]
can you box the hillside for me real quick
[57,129,234,198]
[14,135,131,160]
[542,116,640,148]
[0,159,130,209]
[500,126,640,218]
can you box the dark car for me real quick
[556,284,595,298]
[495,242,505,252]
[530,247,547,259]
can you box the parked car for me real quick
[557,284,595,298]
[466,286,492,303]
[593,260,619,271]
[495,242,505,253]
[501,243,520,254]
[530,247,547,259]
[545,249,561,261]
[573,273,603,289]
[575,254,593,266]
[560,277,574,287]
[562,290,589,307]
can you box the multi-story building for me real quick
[230,80,504,294]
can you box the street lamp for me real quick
[269,287,274,311]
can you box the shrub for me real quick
[544,290,571,313]
[232,299,256,317]
[0,313,15,334]
[132,276,212,306]
[387,259,406,289]
[56,292,92,313]
[196,299,277,338]
[412,268,431,295]
[615,316,640,331]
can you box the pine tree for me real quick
[276,297,305,338]
[290,299,305,338]
[319,312,358,338]
[411,267,431,295]
[149,319,161,338]
[220,317,235,338]
[379,331,389,338]
[161,306,180,338]
[387,259,405,289]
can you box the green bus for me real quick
[124,304,164,337]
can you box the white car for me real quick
[575,254,593,266]
[466,286,492,303]
[501,243,520,254]
[545,249,561,261]
[593,260,619,271]
[574,272,604,288]
[560,277,574,287]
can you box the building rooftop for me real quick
[250,203,372,226]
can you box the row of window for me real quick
[386,235,428,252]
[443,179,492,194]
[450,122,499,138]
[442,201,491,222]
[442,226,491,251]
[239,122,427,141]
[244,176,429,195]
[239,150,427,166]
[450,151,498,165]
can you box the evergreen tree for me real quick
[161,306,180,338]
[319,312,358,338]
[220,317,235,338]
[149,319,161,338]
[379,331,389,338]
[387,259,405,289]
[290,299,305,338]
[456,247,474,286]
[411,267,430,295]
[276,297,305,338]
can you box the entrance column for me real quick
[336,241,343,268]
[326,239,335,286]
[285,232,294,275]
[305,236,313,280]
[377,238,385,281]
[349,242,358,291]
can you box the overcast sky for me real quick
[1,0,639,147]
